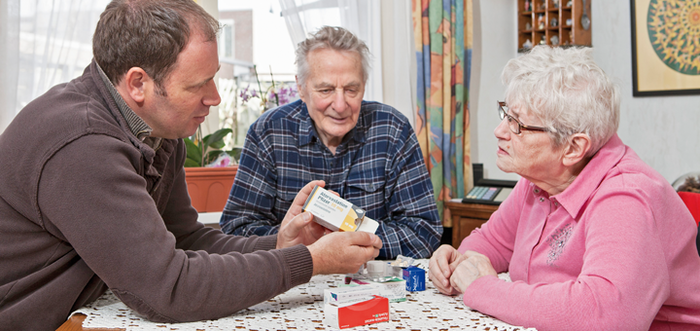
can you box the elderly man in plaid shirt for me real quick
[220,26,441,259]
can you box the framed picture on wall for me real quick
[630,0,700,96]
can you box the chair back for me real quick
[678,191,700,227]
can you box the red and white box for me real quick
[324,295,390,329]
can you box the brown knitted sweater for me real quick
[0,61,312,331]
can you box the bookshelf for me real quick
[518,0,592,52]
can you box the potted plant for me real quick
[183,66,297,213]
[183,126,241,213]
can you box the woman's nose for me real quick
[494,117,510,139]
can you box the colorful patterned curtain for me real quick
[412,0,473,227]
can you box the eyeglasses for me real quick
[497,101,551,135]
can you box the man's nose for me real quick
[332,89,348,112]
[204,80,221,107]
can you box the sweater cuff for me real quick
[462,274,501,308]
[280,244,314,287]
[254,235,278,251]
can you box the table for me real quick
[57,260,534,331]
[446,199,499,248]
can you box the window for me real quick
[219,18,235,60]
[216,2,301,148]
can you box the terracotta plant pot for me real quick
[185,166,238,213]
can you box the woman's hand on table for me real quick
[450,253,497,293]
[430,246,497,295]
[429,245,464,295]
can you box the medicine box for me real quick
[402,266,426,292]
[324,295,389,329]
[343,277,407,303]
[324,286,376,305]
[302,185,378,233]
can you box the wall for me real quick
[219,10,253,63]
[472,0,700,183]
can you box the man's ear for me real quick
[562,133,592,167]
[295,75,306,103]
[118,67,151,105]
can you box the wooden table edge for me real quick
[57,313,124,331]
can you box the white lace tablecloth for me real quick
[73,260,535,330]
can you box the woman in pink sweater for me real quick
[429,46,700,330]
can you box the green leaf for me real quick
[205,150,224,165]
[202,128,233,150]
[227,147,243,163]
[184,158,201,167]
[184,138,202,167]
[208,140,226,150]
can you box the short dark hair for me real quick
[93,0,220,90]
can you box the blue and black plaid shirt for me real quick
[219,99,442,259]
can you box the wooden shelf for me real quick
[518,0,591,51]
[446,200,499,248]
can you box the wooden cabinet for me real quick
[446,200,499,249]
[518,0,591,51]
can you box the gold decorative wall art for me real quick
[631,0,700,96]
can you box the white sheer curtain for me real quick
[378,0,415,127]
[0,0,20,133]
[0,0,109,133]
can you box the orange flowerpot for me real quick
[185,166,238,213]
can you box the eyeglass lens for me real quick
[498,102,520,134]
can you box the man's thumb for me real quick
[301,211,313,223]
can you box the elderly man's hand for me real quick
[307,231,382,275]
[277,180,331,249]
[449,253,497,293]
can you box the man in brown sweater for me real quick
[0,1,382,330]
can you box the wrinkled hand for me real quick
[307,231,382,275]
[429,247,495,295]
[449,253,497,293]
[429,245,465,295]
[277,180,330,249]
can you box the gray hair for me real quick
[501,46,620,156]
[295,26,371,88]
